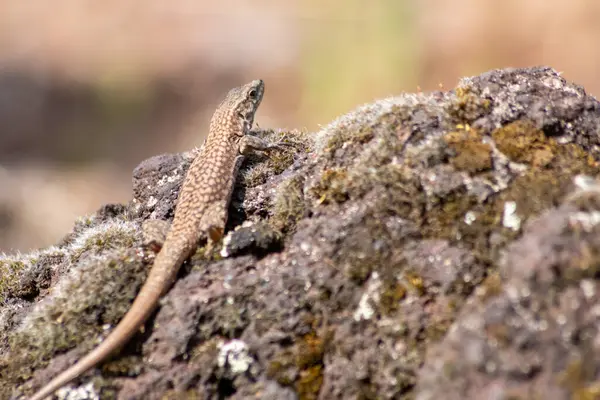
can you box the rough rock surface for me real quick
[2,66,600,399]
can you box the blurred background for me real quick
[1,0,599,252]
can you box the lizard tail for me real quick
[28,243,187,400]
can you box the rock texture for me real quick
[3,66,600,399]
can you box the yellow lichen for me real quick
[444,127,492,173]
[491,120,554,166]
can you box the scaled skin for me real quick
[29,80,283,400]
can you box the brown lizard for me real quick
[29,79,283,400]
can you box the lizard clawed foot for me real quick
[265,141,295,152]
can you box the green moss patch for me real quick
[5,247,146,396]
[271,175,307,233]
[0,260,26,303]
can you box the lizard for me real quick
[28,79,284,400]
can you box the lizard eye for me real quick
[248,89,257,100]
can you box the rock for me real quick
[3,66,600,400]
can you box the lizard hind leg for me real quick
[142,219,171,252]
[204,226,224,257]
[207,226,224,243]
[198,201,228,256]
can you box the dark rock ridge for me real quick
[2,66,600,399]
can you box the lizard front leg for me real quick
[239,134,291,156]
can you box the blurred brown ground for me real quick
[0,0,599,252]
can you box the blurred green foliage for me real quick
[301,0,418,125]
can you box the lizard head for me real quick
[213,79,264,136]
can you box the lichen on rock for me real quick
[3,66,600,400]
